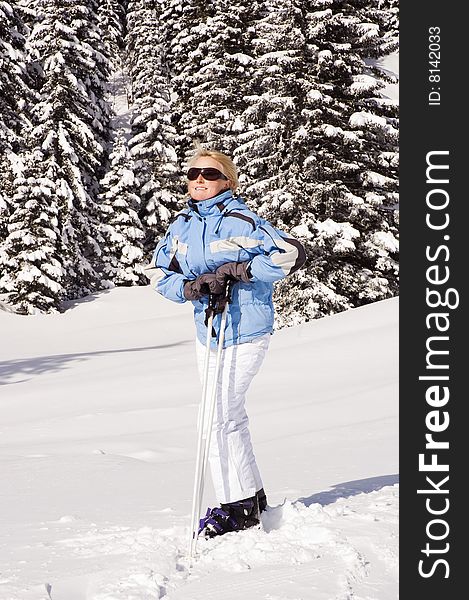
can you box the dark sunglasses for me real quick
[187,167,228,181]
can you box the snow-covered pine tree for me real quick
[355,0,399,54]
[0,149,65,314]
[125,0,180,253]
[205,0,327,324]
[232,0,309,211]
[2,0,399,319]
[263,0,399,324]
[0,1,33,244]
[98,129,146,285]
[97,0,128,70]
[25,0,112,299]
[81,0,113,181]
[15,0,46,32]
[162,0,255,164]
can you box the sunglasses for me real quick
[187,167,228,181]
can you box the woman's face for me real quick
[187,157,231,202]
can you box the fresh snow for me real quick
[366,51,399,102]
[0,286,398,599]
[108,69,133,138]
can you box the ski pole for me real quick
[188,294,217,557]
[198,287,231,506]
[189,282,233,557]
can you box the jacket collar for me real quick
[188,189,237,217]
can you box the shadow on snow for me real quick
[298,474,399,507]
[0,341,192,385]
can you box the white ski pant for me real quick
[195,333,270,504]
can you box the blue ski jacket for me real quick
[146,190,306,348]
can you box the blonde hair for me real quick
[187,142,239,191]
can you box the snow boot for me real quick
[256,488,268,513]
[221,495,260,530]
[199,495,260,538]
[198,506,239,538]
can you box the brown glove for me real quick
[183,273,226,301]
[215,262,252,285]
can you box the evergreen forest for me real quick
[0,0,399,324]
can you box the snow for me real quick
[368,231,400,255]
[321,124,360,142]
[315,218,360,244]
[350,74,381,94]
[228,52,253,65]
[291,224,313,240]
[360,170,396,188]
[307,89,322,102]
[107,69,133,138]
[0,286,398,599]
[367,51,399,102]
[349,111,391,132]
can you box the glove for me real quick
[197,273,226,295]
[183,273,226,301]
[215,262,252,285]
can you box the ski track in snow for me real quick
[2,486,397,600]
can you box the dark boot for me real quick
[198,506,239,538]
[199,495,260,538]
[221,495,260,530]
[256,488,268,513]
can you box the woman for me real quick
[146,148,306,537]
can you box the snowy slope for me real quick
[367,50,399,101]
[0,287,398,599]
